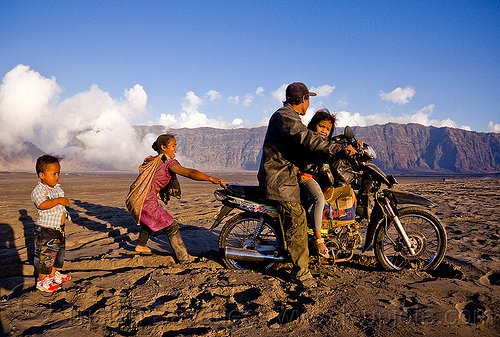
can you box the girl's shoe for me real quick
[37,276,61,292]
[313,238,330,258]
[52,271,71,284]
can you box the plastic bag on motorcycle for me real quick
[330,158,355,187]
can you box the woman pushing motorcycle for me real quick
[126,134,226,262]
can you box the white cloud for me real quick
[53,84,149,169]
[380,86,415,105]
[331,104,470,131]
[242,94,253,106]
[488,121,500,133]
[310,84,335,97]
[227,93,254,107]
[205,90,221,101]
[0,64,150,170]
[1,64,478,172]
[158,91,230,129]
[182,91,203,112]
[271,83,287,102]
[272,83,334,101]
[0,64,60,152]
[301,106,322,126]
[124,84,148,114]
[156,113,177,126]
[232,118,243,126]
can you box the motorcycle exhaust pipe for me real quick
[225,247,285,262]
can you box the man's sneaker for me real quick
[36,276,61,292]
[52,271,71,284]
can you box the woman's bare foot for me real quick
[135,245,151,254]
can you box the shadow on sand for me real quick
[70,199,221,262]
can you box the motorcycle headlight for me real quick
[214,190,227,201]
[364,146,377,161]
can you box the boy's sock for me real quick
[52,271,71,284]
[36,276,61,292]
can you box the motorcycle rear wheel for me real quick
[218,212,282,271]
[374,206,447,271]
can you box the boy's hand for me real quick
[58,197,70,207]
[38,197,70,210]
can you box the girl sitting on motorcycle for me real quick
[299,109,337,258]
[299,109,364,258]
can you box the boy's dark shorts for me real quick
[34,225,65,274]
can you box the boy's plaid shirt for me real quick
[31,182,71,229]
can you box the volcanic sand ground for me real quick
[0,172,499,336]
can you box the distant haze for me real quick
[2,122,499,175]
[1,65,499,172]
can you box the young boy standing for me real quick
[31,155,72,292]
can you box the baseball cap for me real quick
[285,82,317,100]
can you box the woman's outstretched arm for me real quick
[170,164,226,185]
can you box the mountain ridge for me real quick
[2,123,499,174]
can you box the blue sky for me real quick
[0,1,499,164]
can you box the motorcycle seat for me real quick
[225,184,267,202]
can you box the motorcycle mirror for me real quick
[344,126,355,139]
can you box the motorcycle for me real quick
[209,126,447,272]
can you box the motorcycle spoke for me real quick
[226,220,275,249]
[220,214,280,271]
[376,207,446,271]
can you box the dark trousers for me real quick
[34,225,65,275]
[278,201,311,280]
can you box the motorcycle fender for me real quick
[387,189,434,206]
[362,202,384,252]
[206,205,233,233]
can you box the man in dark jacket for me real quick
[258,82,355,287]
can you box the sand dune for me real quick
[0,172,499,336]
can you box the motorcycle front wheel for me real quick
[218,212,282,271]
[374,206,447,271]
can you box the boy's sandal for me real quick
[314,238,330,258]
